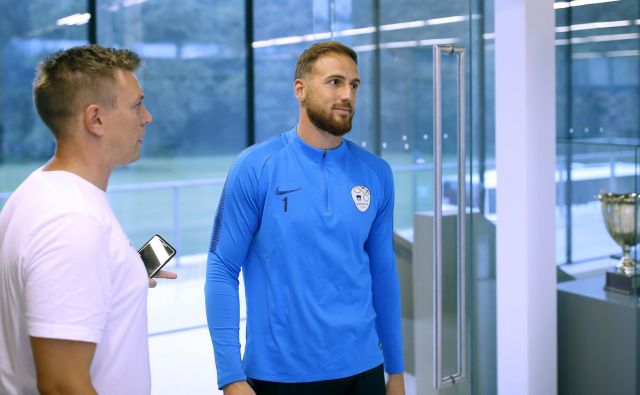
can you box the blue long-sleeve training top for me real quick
[205,129,403,389]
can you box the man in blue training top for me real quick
[205,41,405,395]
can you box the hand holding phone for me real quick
[138,234,176,278]
[148,269,177,288]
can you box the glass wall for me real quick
[556,0,640,266]
[0,1,498,257]
[253,0,376,146]
[556,0,639,141]
[0,1,496,393]
[0,2,246,392]
[0,0,87,188]
[0,0,247,255]
[96,0,246,256]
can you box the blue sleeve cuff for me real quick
[384,362,405,375]
[382,342,404,374]
[218,373,248,391]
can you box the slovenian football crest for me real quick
[351,185,370,212]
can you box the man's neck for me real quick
[43,145,111,191]
[295,120,342,150]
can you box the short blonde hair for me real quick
[33,44,141,137]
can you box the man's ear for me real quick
[84,104,105,136]
[294,79,305,102]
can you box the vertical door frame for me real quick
[495,1,557,394]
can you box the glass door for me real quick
[379,0,496,394]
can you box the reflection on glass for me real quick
[556,0,639,266]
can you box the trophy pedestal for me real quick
[559,275,640,395]
[604,269,640,295]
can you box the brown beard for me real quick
[304,96,354,137]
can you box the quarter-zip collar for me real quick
[285,128,348,164]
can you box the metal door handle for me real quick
[433,44,467,389]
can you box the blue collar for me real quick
[284,128,348,163]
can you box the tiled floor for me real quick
[147,262,415,395]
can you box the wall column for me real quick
[495,1,557,394]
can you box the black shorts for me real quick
[247,364,385,395]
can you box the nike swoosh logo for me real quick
[275,187,301,196]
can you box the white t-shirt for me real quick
[0,169,151,395]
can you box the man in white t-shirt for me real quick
[0,45,175,394]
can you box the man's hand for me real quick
[223,380,256,395]
[148,270,177,288]
[386,373,405,395]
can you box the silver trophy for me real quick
[598,192,640,276]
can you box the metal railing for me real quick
[0,151,634,265]
[107,177,226,265]
[0,177,226,266]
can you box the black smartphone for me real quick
[138,234,176,278]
